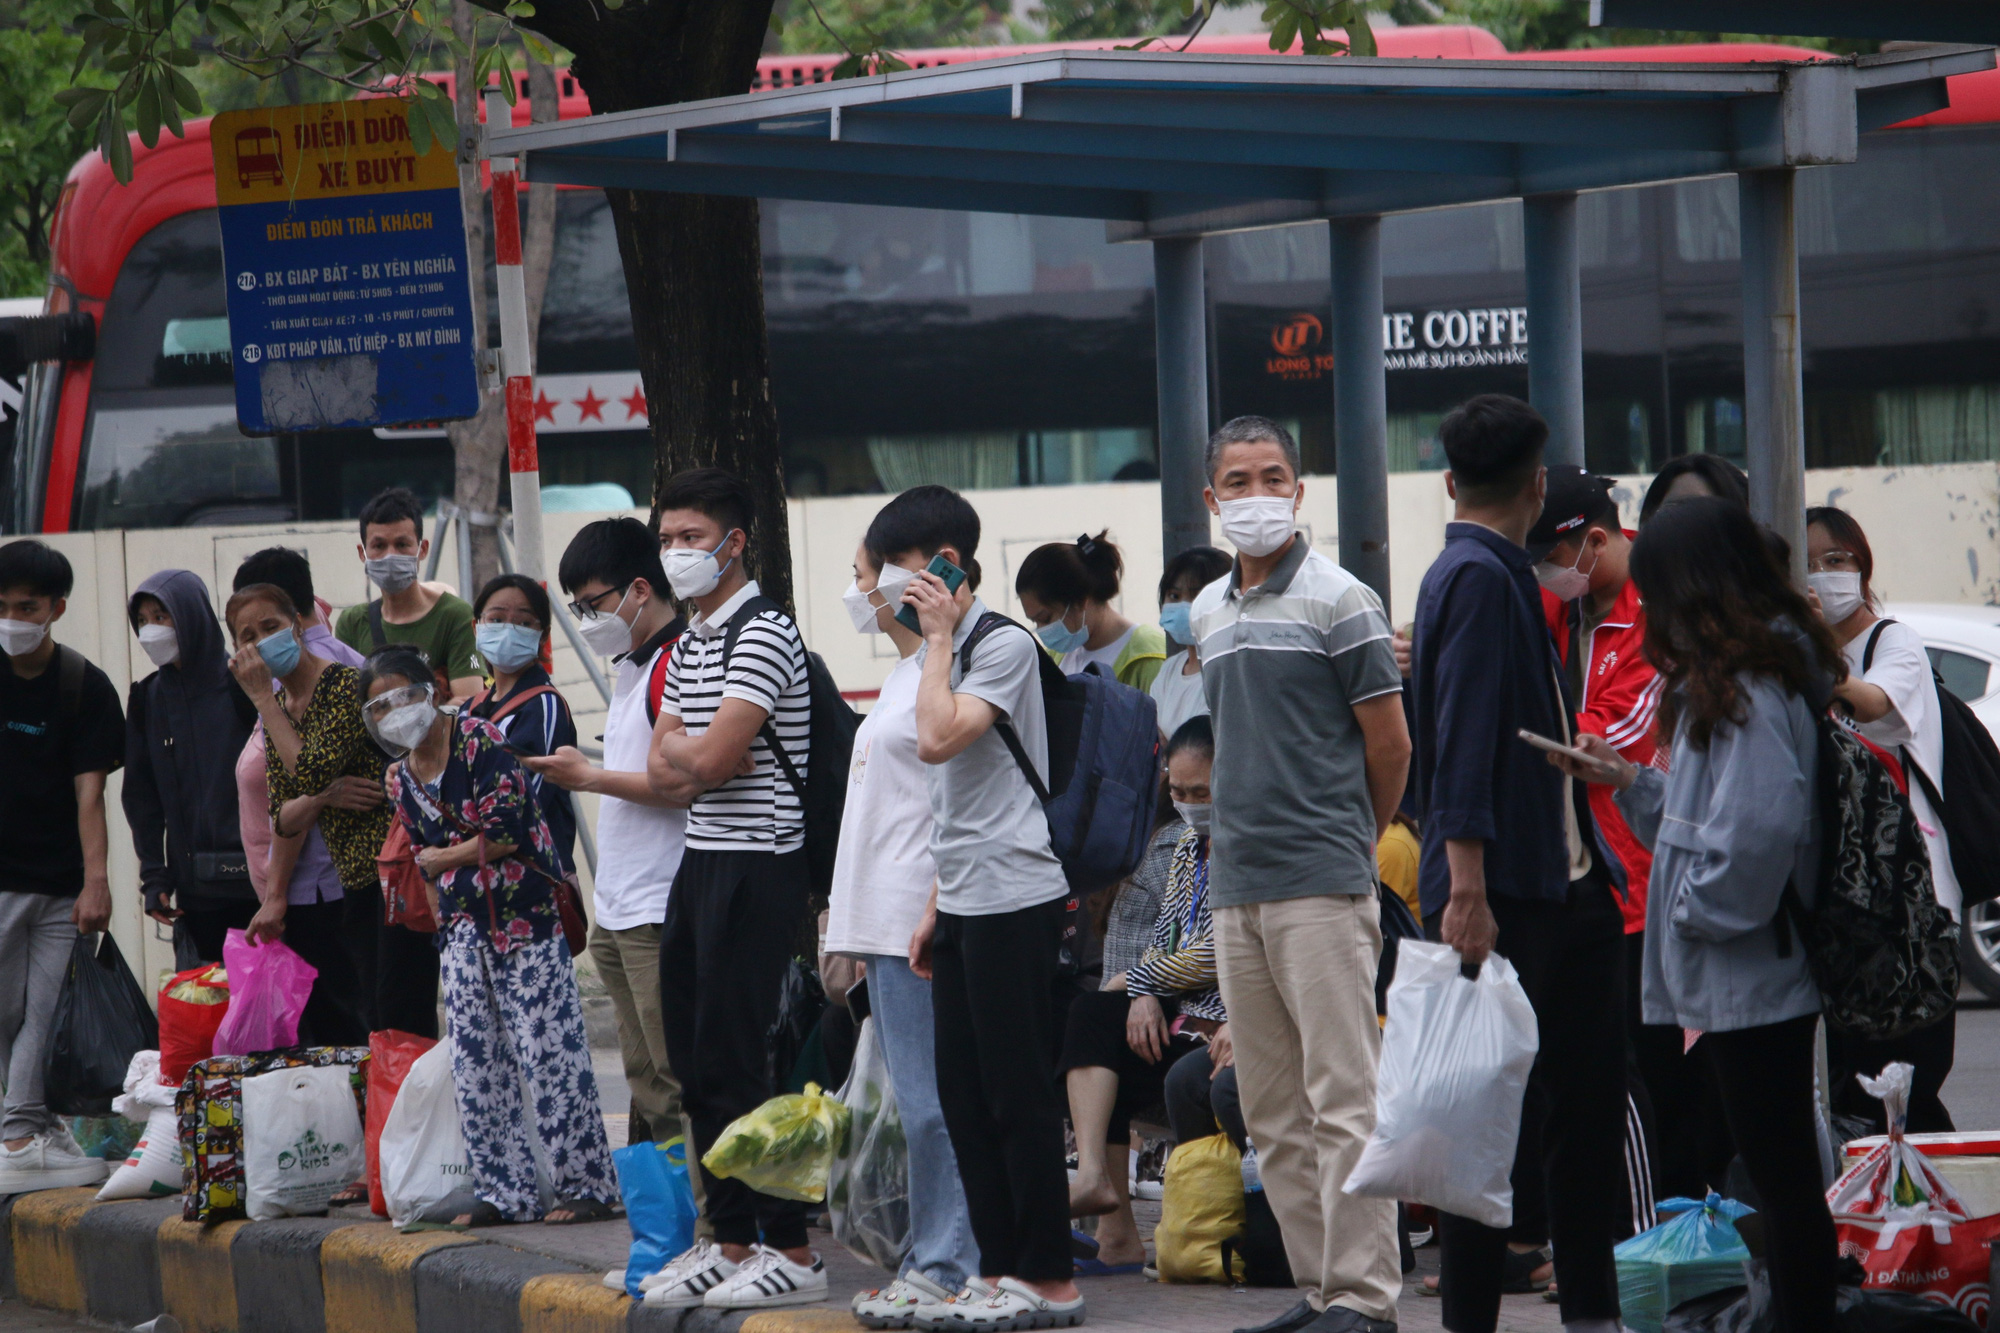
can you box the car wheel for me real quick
[1960,901,2000,1001]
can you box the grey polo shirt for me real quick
[1191,536,1402,907]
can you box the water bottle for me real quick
[1240,1142,1263,1194]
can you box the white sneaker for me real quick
[948,1277,1085,1330]
[914,1280,995,1332]
[602,1268,625,1292]
[639,1241,739,1308]
[702,1244,828,1310]
[855,1271,958,1329]
[0,1128,109,1193]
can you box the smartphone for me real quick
[1517,727,1591,763]
[845,976,871,1025]
[894,553,967,635]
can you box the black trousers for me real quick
[932,897,1072,1283]
[341,884,440,1038]
[1830,1007,1957,1135]
[1162,1043,1245,1150]
[1703,1014,1838,1333]
[283,898,369,1046]
[180,899,257,963]
[1625,931,1715,1199]
[1434,876,1628,1333]
[660,847,810,1251]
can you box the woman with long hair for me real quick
[1554,497,1841,1331]
[1015,532,1165,690]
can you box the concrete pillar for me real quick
[1330,216,1391,606]
[1524,191,1585,469]
[1739,168,1806,581]
[1152,237,1212,561]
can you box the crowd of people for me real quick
[0,393,1978,1333]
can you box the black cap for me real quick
[1526,465,1617,561]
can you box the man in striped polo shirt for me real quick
[641,468,825,1312]
[1189,417,1411,1333]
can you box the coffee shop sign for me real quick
[1266,307,1530,381]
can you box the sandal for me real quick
[407,1192,511,1231]
[544,1197,620,1225]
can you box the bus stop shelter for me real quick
[482,42,1993,602]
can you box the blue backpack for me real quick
[959,613,1163,898]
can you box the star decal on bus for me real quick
[622,387,648,420]
[575,388,606,421]
[533,390,557,423]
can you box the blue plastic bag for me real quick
[614,1137,698,1298]
[1615,1193,1755,1333]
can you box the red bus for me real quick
[7,30,1999,532]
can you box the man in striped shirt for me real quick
[642,468,825,1312]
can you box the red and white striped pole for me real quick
[482,87,543,582]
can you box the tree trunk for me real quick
[447,0,505,596]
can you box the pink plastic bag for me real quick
[212,929,318,1056]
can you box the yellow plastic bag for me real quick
[700,1083,852,1203]
[1154,1133,1247,1283]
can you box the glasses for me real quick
[362,681,433,722]
[1807,550,1860,574]
[479,608,545,629]
[567,583,629,621]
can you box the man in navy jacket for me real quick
[1411,396,1628,1333]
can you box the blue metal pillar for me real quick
[1739,167,1806,580]
[1330,215,1391,606]
[1153,236,1212,561]
[1524,191,1586,469]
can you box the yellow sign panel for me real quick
[212,99,459,207]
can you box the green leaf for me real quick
[406,96,431,154]
[522,31,553,62]
[768,9,783,32]
[167,68,201,113]
[103,106,134,182]
[134,74,161,147]
[160,81,184,138]
[164,45,200,65]
[1343,15,1375,56]
[57,87,111,132]
[364,18,404,62]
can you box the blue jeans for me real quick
[868,953,979,1289]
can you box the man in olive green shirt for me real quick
[334,487,484,702]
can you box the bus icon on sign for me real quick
[234,127,285,188]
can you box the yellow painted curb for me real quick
[10,1188,101,1313]
[157,1216,250,1333]
[739,1311,865,1333]
[321,1223,476,1333]
[519,1272,630,1333]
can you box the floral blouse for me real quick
[1126,825,1226,1024]
[266,663,390,895]
[391,711,567,953]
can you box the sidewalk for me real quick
[0,1183,1564,1333]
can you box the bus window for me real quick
[94,210,234,392]
[75,402,286,529]
[5,361,62,533]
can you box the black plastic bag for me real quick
[44,932,159,1117]
[1663,1258,1980,1333]
[767,958,827,1092]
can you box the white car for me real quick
[1884,603,2000,1000]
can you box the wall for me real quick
[45,460,1999,993]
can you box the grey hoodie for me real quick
[122,569,257,907]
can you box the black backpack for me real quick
[722,596,859,898]
[1780,714,1958,1041]
[1863,620,2000,909]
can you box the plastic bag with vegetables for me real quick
[701,1083,851,1203]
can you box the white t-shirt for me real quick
[920,598,1067,916]
[1061,622,1135,678]
[823,656,936,957]
[593,637,688,932]
[1845,618,1961,919]
[1148,648,1209,741]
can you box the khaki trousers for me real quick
[1214,893,1400,1321]
[588,919,708,1232]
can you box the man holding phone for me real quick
[1411,397,1628,1333]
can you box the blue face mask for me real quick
[477,621,542,673]
[1036,615,1089,657]
[1159,602,1194,647]
[257,627,301,678]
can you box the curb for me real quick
[0,1193,867,1333]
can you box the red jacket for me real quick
[1543,562,1661,934]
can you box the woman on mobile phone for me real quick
[466,574,580,873]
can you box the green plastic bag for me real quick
[701,1083,852,1203]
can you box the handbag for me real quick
[377,812,438,932]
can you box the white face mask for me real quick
[1173,800,1212,836]
[1534,541,1599,604]
[137,623,179,667]
[373,701,438,754]
[576,586,637,656]
[0,618,49,658]
[661,531,739,600]
[1216,495,1297,558]
[843,562,919,635]
[1809,571,1865,624]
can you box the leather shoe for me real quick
[1301,1307,1396,1333]
[1233,1298,1317,1333]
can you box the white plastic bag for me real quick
[242,1062,365,1220]
[111,1050,176,1119]
[97,1103,183,1200]
[1343,940,1539,1228]
[379,1040,473,1228]
[828,1019,910,1270]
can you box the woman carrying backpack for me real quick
[1805,507,1959,1133]
[1551,498,1841,1333]
[468,575,580,874]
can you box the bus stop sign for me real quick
[212,100,479,434]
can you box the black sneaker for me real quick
[1233,1299,1317,1333]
